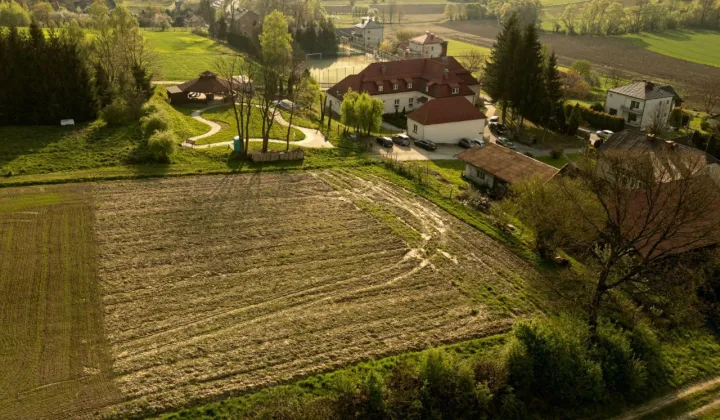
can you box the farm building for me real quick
[456,143,559,196]
[406,96,486,144]
[406,32,447,59]
[326,57,481,115]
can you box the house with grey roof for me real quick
[605,81,681,130]
[352,17,384,48]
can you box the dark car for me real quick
[415,139,437,151]
[496,137,516,150]
[376,136,394,148]
[459,138,485,148]
[392,134,411,146]
[492,124,508,135]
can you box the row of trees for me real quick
[339,89,384,135]
[560,0,720,35]
[444,0,543,28]
[483,15,565,133]
[293,17,339,56]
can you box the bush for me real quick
[147,130,177,162]
[140,110,170,138]
[565,103,624,132]
[701,120,711,131]
[142,102,159,116]
[550,148,563,159]
[192,27,209,37]
[590,102,604,112]
[101,98,133,127]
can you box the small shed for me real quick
[166,85,187,104]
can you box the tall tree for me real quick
[483,14,521,125]
[214,54,257,155]
[544,51,565,130]
[511,23,545,132]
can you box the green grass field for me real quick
[621,30,720,68]
[143,31,238,80]
[194,105,305,145]
[446,38,492,57]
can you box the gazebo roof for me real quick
[176,71,231,94]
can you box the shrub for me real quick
[142,102,159,116]
[701,120,711,131]
[590,102,604,112]
[147,130,177,162]
[192,27,209,37]
[140,110,170,138]
[550,148,563,159]
[101,98,133,127]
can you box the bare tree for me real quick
[606,68,625,89]
[214,54,256,155]
[457,49,485,79]
[387,0,397,23]
[508,147,720,338]
[283,45,306,151]
[702,79,720,116]
[646,105,668,135]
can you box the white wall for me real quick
[407,118,486,144]
[464,164,494,188]
[329,91,432,115]
[605,92,674,129]
[409,42,442,58]
[360,27,384,47]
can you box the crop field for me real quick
[0,170,541,417]
[143,31,238,81]
[0,185,120,419]
[621,29,720,68]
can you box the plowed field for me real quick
[1,171,541,418]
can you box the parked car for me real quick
[415,139,437,151]
[489,116,499,124]
[392,134,411,146]
[459,138,485,148]
[346,133,358,141]
[376,136,394,148]
[271,99,301,111]
[596,129,614,139]
[496,137,516,150]
[494,124,508,135]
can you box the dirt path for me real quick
[615,376,720,420]
[184,105,334,149]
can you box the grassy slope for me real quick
[0,185,120,418]
[620,30,720,68]
[194,106,306,145]
[144,31,238,80]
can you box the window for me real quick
[394,99,400,105]
[425,86,429,93]
[393,84,398,90]
[609,108,617,115]
[630,100,640,109]
[408,82,412,89]
[476,169,485,180]
[378,85,383,92]
[452,88,459,94]
[628,113,638,122]
[413,124,418,133]
[409,97,414,105]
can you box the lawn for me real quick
[446,38,492,57]
[620,29,720,68]
[194,105,305,145]
[143,31,239,80]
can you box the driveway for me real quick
[372,143,465,161]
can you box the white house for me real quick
[407,32,447,59]
[406,96,486,144]
[326,57,481,115]
[605,81,680,130]
[353,17,384,48]
[455,143,559,195]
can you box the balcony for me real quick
[620,104,643,113]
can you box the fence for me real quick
[249,149,304,162]
[140,26,194,32]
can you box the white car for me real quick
[596,129,614,139]
[489,116,499,124]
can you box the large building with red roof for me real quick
[326,56,482,116]
[407,96,487,144]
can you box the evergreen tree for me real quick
[544,51,565,130]
[483,14,521,125]
[512,23,545,132]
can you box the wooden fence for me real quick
[249,149,304,162]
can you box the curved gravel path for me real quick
[184,105,334,149]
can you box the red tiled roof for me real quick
[407,97,486,125]
[410,32,445,45]
[455,143,559,184]
[327,57,480,100]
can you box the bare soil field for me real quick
[0,185,120,420]
[1,170,542,418]
[394,21,720,108]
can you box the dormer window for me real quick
[425,86,429,93]
[452,88,459,94]
[393,84,398,90]
[408,82,412,89]
[378,85,384,92]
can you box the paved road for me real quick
[373,143,466,161]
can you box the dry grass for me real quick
[0,171,542,418]
[0,185,120,419]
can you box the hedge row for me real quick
[566,104,625,132]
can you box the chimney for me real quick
[429,32,434,40]
[647,134,656,142]
[664,140,676,151]
[645,81,655,90]
[381,64,387,74]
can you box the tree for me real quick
[570,59,592,82]
[387,0,398,23]
[214,54,257,155]
[395,29,419,43]
[0,1,31,27]
[702,79,720,115]
[524,150,720,337]
[544,52,565,129]
[340,88,360,132]
[258,11,292,152]
[31,2,53,27]
[379,39,395,55]
[483,14,521,125]
[444,3,457,20]
[647,105,669,135]
[147,130,177,162]
[355,92,383,135]
[499,0,543,28]
[561,4,578,33]
[457,49,485,79]
[567,103,581,135]
[511,23,545,131]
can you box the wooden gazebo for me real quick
[167,71,232,104]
